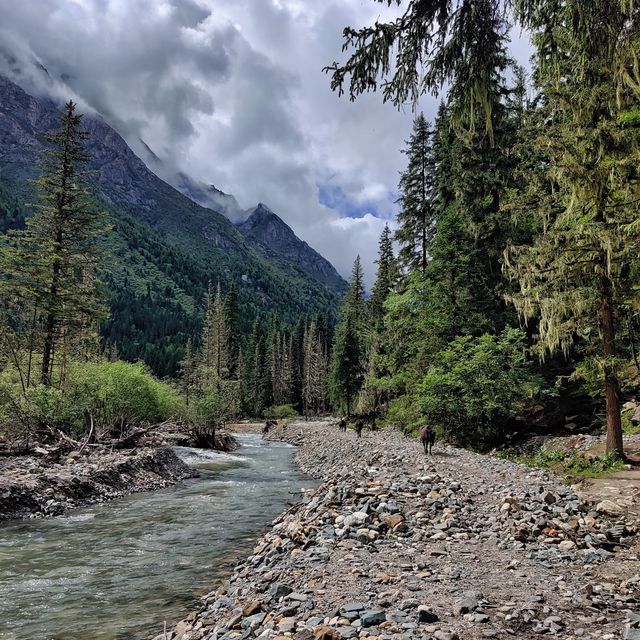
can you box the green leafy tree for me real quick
[418,329,544,447]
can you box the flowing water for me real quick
[0,433,313,640]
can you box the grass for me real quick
[622,412,640,435]
[497,449,625,479]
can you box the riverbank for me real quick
[158,420,640,640]
[0,446,196,520]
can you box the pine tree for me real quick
[302,321,328,418]
[212,283,228,379]
[329,257,368,415]
[179,337,197,406]
[369,224,397,328]
[505,2,640,456]
[396,113,435,272]
[199,283,228,381]
[224,283,240,378]
[0,100,108,386]
[200,283,215,372]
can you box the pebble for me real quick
[157,422,640,640]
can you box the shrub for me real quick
[0,359,185,439]
[505,449,625,479]
[71,360,185,430]
[263,404,297,420]
[418,328,546,448]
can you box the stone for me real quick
[313,626,341,640]
[271,583,294,599]
[558,540,576,552]
[417,606,439,623]
[624,627,640,640]
[383,514,404,529]
[596,500,624,516]
[434,632,459,640]
[278,618,297,633]
[242,601,262,616]
[340,603,367,615]
[453,591,482,615]
[287,592,309,602]
[241,612,267,629]
[360,610,386,627]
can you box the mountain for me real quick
[238,204,345,290]
[173,175,246,223]
[0,75,347,375]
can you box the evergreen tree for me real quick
[199,283,228,381]
[224,282,240,378]
[0,100,108,386]
[329,257,368,415]
[396,113,435,272]
[302,321,328,418]
[505,2,640,456]
[369,224,397,328]
[179,337,197,406]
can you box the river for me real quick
[0,433,312,640]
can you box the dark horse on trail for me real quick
[420,425,435,455]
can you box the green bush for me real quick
[0,359,185,438]
[72,360,185,430]
[263,404,297,420]
[418,328,545,448]
[505,449,625,479]
[384,393,425,434]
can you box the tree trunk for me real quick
[600,271,623,456]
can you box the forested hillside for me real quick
[325,1,640,460]
[0,76,346,377]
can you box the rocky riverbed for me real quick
[0,446,196,519]
[157,421,640,640]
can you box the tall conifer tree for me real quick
[0,101,108,386]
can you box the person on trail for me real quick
[338,417,347,433]
[420,425,435,455]
[354,419,364,439]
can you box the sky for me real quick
[0,0,533,288]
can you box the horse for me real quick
[420,425,435,455]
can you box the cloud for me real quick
[0,0,533,288]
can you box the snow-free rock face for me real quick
[238,203,346,290]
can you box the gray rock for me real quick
[241,612,266,629]
[360,610,386,627]
[417,605,439,623]
[340,603,367,614]
[434,632,459,640]
[270,583,293,599]
[453,591,482,615]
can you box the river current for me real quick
[0,433,312,640]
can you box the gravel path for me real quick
[156,421,640,640]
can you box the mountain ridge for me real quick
[0,75,347,375]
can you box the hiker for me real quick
[420,424,435,455]
[354,418,364,439]
[338,417,347,433]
